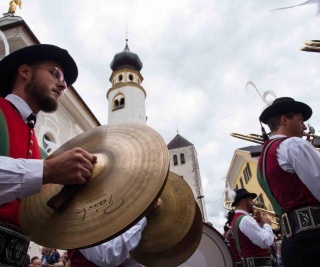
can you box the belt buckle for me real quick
[242,257,255,267]
[295,206,315,232]
[281,213,292,238]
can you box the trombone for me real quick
[224,200,279,225]
[230,133,264,144]
[231,132,320,150]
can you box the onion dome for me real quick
[110,40,143,71]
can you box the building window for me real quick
[173,155,178,166]
[113,94,125,111]
[118,74,123,82]
[180,153,185,164]
[243,162,252,184]
[240,177,244,189]
[128,73,134,81]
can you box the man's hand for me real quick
[43,147,97,185]
[255,210,272,226]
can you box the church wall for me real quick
[168,145,208,221]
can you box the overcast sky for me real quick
[1,0,320,234]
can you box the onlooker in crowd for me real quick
[45,248,61,266]
[30,256,41,267]
[41,247,50,266]
[230,189,274,267]
[60,251,68,266]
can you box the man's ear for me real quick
[18,64,31,80]
[280,115,288,125]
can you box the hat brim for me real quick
[0,44,78,97]
[260,101,312,124]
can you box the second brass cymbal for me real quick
[134,171,196,254]
[19,123,170,249]
[131,201,203,267]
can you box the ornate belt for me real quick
[242,256,272,267]
[281,206,320,238]
[0,220,30,267]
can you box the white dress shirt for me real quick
[0,94,43,205]
[271,134,320,202]
[80,217,147,267]
[236,210,274,249]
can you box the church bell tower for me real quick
[107,40,147,124]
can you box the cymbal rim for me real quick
[131,202,203,267]
[19,123,170,249]
[132,171,197,253]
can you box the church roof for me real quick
[167,134,193,149]
[110,41,143,71]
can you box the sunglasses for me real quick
[31,65,67,88]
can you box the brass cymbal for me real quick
[134,171,196,253]
[131,201,203,267]
[19,123,170,249]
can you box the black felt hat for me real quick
[259,97,312,124]
[232,188,257,207]
[0,44,78,97]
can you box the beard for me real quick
[24,74,59,113]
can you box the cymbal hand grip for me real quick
[47,157,101,213]
[47,185,80,212]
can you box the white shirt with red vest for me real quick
[0,94,43,205]
[234,210,273,249]
[271,134,320,202]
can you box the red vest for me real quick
[67,250,125,267]
[258,138,320,211]
[224,229,241,263]
[231,212,269,258]
[0,98,42,226]
[67,250,98,267]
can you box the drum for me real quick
[179,223,235,267]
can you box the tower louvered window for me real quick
[113,94,125,111]
[180,153,185,164]
[173,155,178,166]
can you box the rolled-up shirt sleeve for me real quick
[80,217,147,267]
[0,156,43,205]
[240,215,274,249]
